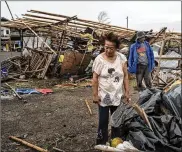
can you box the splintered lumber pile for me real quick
[23,47,54,78]
[1,56,23,81]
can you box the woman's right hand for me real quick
[93,96,101,104]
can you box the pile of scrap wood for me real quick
[1,56,22,81]
[151,29,181,90]
[1,9,136,80]
[23,47,54,78]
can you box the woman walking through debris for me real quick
[92,32,130,145]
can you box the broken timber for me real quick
[9,136,48,152]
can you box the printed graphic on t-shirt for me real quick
[114,76,120,82]
[107,68,120,83]
[137,45,146,56]
[108,68,115,77]
[103,93,112,105]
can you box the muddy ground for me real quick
[1,79,138,152]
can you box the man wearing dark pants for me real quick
[128,31,155,91]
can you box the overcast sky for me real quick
[1,1,181,32]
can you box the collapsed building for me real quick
[1,10,135,80]
[1,10,181,90]
[1,10,182,152]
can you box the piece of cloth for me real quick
[96,105,120,145]
[80,33,94,52]
[137,43,148,65]
[92,52,127,107]
[128,41,155,74]
[1,67,8,77]
[58,55,64,63]
[16,88,40,94]
[36,89,53,94]
[136,64,152,91]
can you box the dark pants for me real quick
[136,64,152,91]
[96,105,120,145]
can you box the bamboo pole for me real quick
[15,15,56,55]
[85,99,93,115]
[22,13,135,34]
[132,103,153,131]
[9,136,48,152]
[5,83,22,99]
[152,32,167,85]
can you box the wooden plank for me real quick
[40,54,53,78]
[152,32,167,85]
[31,54,44,72]
[85,99,93,115]
[5,83,22,99]
[155,57,182,60]
[9,136,48,152]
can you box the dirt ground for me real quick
[1,79,138,152]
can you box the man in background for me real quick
[128,31,155,91]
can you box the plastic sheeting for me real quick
[162,84,182,117]
[111,87,182,152]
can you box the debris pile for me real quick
[151,28,181,90]
[111,82,182,152]
[1,10,136,80]
[1,10,181,83]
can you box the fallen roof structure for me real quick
[1,9,136,40]
[1,10,181,81]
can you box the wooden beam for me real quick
[29,9,136,32]
[155,57,182,60]
[16,18,56,54]
[23,13,135,34]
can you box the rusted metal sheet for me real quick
[61,50,91,75]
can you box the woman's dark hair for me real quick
[103,32,120,49]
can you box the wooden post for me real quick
[152,32,167,86]
[32,37,35,49]
[20,29,23,52]
[126,16,128,29]
[37,36,39,48]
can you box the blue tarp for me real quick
[15,88,40,95]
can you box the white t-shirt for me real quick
[92,52,127,107]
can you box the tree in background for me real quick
[98,11,111,24]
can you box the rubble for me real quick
[151,29,181,90]
[1,10,181,83]
[1,10,136,80]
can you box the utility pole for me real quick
[5,1,14,20]
[126,16,128,29]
